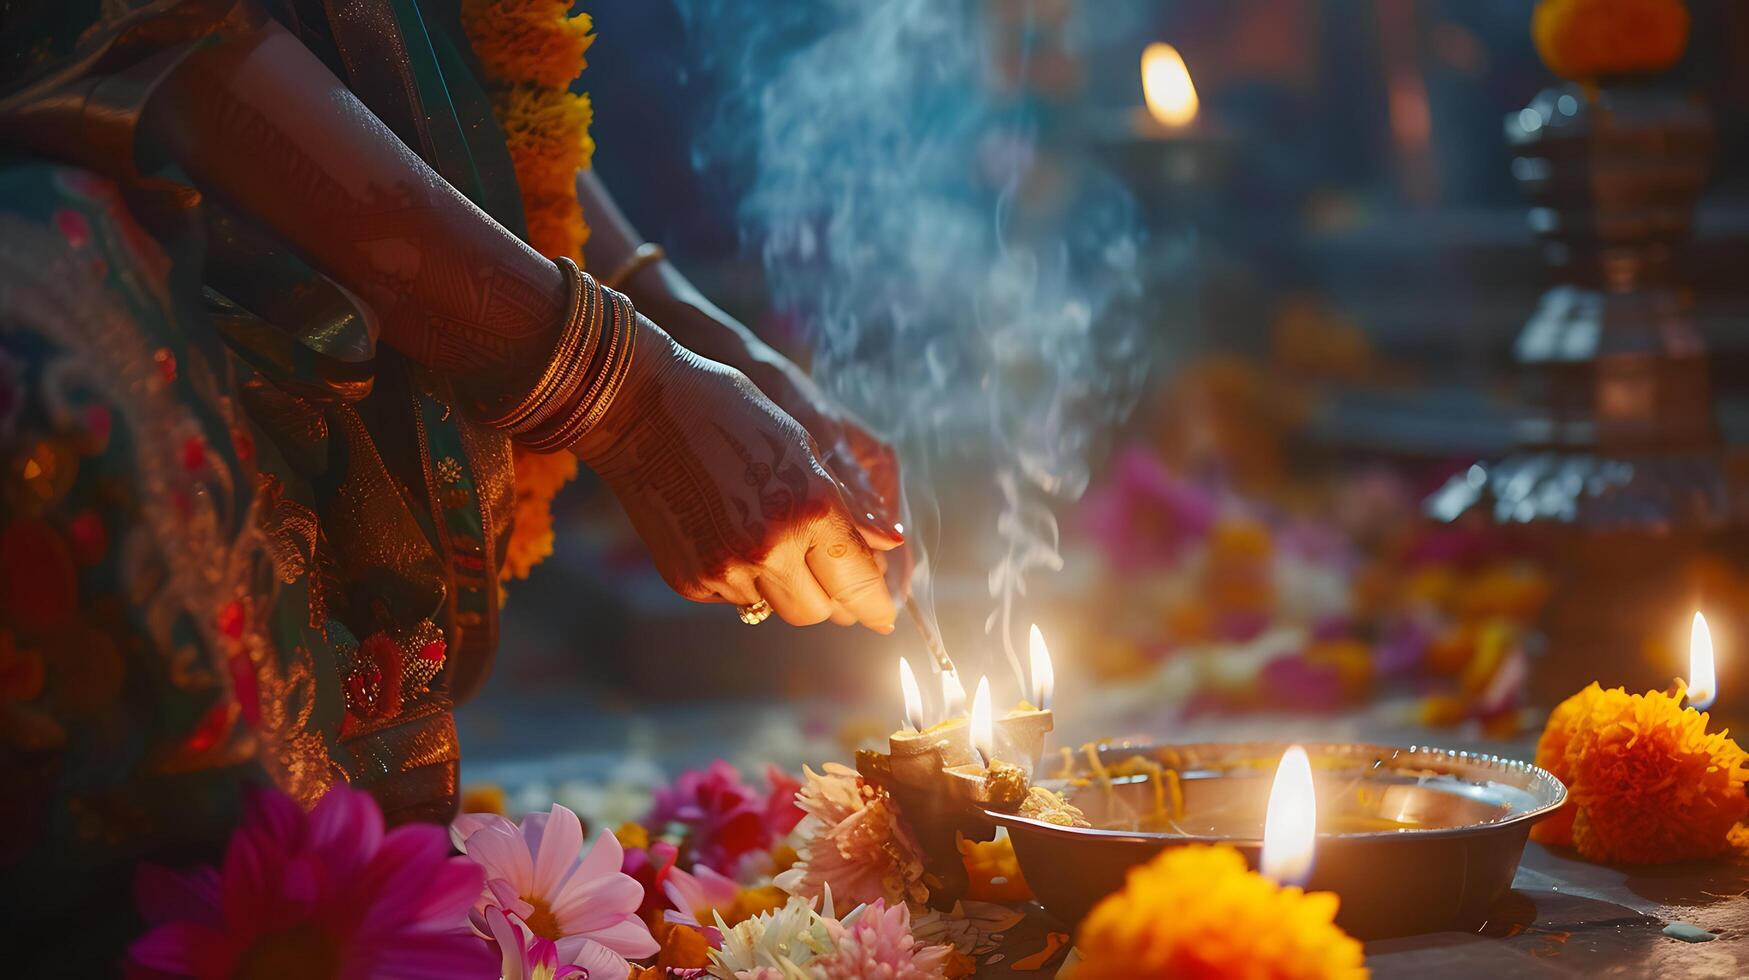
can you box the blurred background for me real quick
[458,0,1749,811]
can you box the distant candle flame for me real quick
[971,675,994,767]
[1141,42,1199,129]
[1690,611,1717,711]
[1029,624,1055,711]
[899,657,923,731]
[1261,745,1316,886]
[942,668,967,720]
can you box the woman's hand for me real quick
[571,313,900,632]
[573,173,908,589]
[643,293,910,584]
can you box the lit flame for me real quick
[1141,42,1199,129]
[1029,624,1055,711]
[1260,745,1316,886]
[1690,611,1717,711]
[942,668,967,720]
[899,657,923,731]
[971,675,994,767]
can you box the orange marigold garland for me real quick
[461,0,596,584]
[1531,682,1749,864]
[1073,844,1367,980]
[500,447,577,583]
[462,0,594,89]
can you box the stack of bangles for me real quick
[488,256,638,452]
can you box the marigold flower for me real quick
[462,782,509,816]
[1075,844,1367,980]
[502,487,557,582]
[514,446,581,502]
[1532,682,1749,863]
[1533,0,1689,82]
[462,0,594,89]
[502,447,579,583]
[522,195,592,266]
[498,86,595,183]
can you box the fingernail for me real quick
[878,622,896,635]
[893,521,905,535]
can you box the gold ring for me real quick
[737,599,773,625]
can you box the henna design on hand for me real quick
[713,423,814,525]
[590,381,767,577]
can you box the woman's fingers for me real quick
[711,568,762,607]
[755,563,835,626]
[805,522,897,634]
[822,455,905,551]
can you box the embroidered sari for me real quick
[0,0,542,960]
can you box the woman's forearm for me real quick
[575,170,774,370]
[142,18,566,396]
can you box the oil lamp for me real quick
[860,630,1061,909]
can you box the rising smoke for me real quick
[678,0,1149,689]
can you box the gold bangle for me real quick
[524,285,639,452]
[512,271,603,437]
[573,288,638,439]
[524,285,624,452]
[486,256,587,430]
[601,242,666,291]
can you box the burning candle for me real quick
[1688,611,1717,711]
[942,668,968,721]
[1029,625,1055,711]
[1141,42,1199,129]
[971,675,994,768]
[1260,745,1316,886]
[899,657,924,732]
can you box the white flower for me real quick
[709,891,836,979]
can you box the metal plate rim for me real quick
[985,739,1568,844]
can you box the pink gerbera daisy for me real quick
[452,804,659,980]
[481,905,588,980]
[128,784,493,980]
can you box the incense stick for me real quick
[905,596,955,673]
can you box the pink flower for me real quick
[815,900,952,980]
[1079,446,1218,572]
[761,764,805,840]
[645,761,798,875]
[621,839,679,920]
[128,785,493,980]
[481,905,588,980]
[662,864,740,942]
[773,764,928,908]
[452,804,659,980]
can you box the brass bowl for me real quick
[984,741,1567,939]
